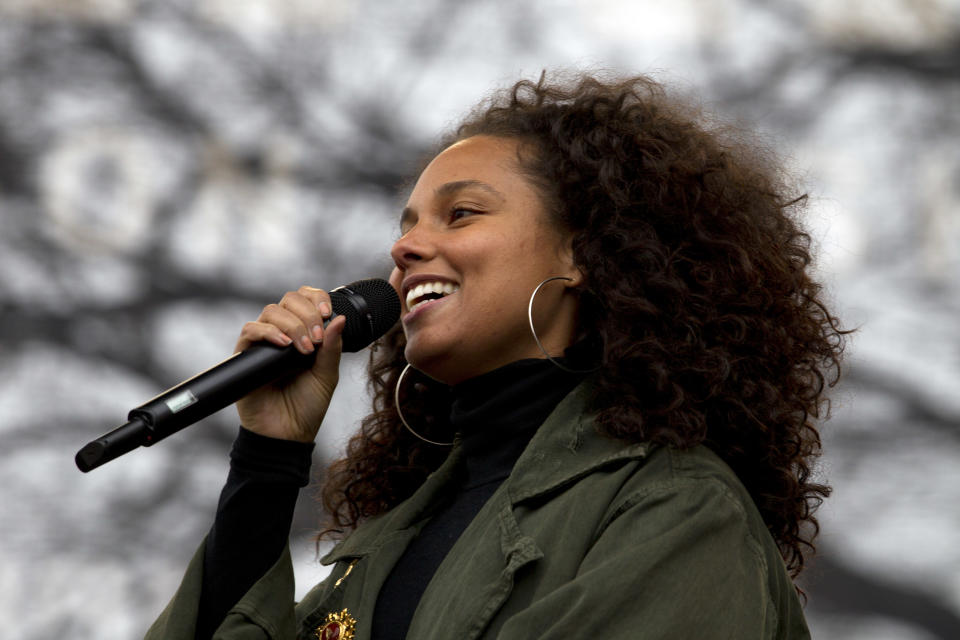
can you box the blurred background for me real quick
[1,1,958,638]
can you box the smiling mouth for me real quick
[406,281,459,312]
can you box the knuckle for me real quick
[260,304,281,321]
[239,322,263,341]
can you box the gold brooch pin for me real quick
[314,608,356,640]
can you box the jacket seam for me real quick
[227,601,280,639]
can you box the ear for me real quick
[557,234,584,288]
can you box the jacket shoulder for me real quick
[606,444,772,553]
[606,444,809,639]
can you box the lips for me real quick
[406,280,459,312]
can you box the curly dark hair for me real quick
[320,72,849,580]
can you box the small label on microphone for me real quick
[166,390,198,414]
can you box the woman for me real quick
[148,73,847,639]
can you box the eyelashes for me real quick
[449,207,482,222]
[395,206,485,239]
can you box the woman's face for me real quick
[390,135,581,385]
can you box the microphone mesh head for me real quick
[330,278,401,352]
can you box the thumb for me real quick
[312,314,346,375]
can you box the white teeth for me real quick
[406,281,459,311]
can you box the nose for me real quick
[390,223,437,271]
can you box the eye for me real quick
[450,207,481,223]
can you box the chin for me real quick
[404,344,473,386]
[404,341,449,383]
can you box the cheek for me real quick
[388,267,403,298]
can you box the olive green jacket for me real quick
[146,383,810,639]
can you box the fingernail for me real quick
[299,335,314,352]
[312,325,323,341]
[319,302,331,318]
[279,334,293,346]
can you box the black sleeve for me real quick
[195,427,315,640]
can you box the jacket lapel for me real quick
[404,490,543,640]
[298,447,465,640]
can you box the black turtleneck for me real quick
[196,357,585,640]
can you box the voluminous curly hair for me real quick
[321,72,849,579]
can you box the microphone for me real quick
[75,278,400,472]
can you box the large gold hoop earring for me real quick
[528,276,601,374]
[394,363,454,446]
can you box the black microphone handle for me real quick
[75,342,314,472]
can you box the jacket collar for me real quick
[504,379,649,504]
[322,378,649,564]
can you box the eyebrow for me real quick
[399,180,506,232]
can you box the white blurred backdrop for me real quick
[1,1,958,638]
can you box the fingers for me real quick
[236,286,335,354]
[236,319,294,352]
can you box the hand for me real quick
[234,286,346,443]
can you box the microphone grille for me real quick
[330,278,401,352]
